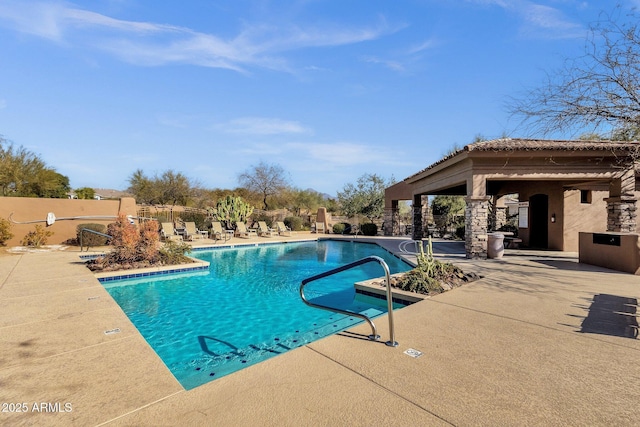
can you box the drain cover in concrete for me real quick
[404,348,423,358]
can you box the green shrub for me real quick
[0,218,14,246]
[284,216,303,231]
[178,211,208,231]
[252,213,273,227]
[455,225,465,240]
[159,240,192,265]
[21,225,53,247]
[360,223,378,236]
[77,223,109,248]
[332,223,346,234]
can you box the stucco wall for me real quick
[517,182,565,250]
[579,232,640,275]
[0,197,137,247]
[563,190,608,252]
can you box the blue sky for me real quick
[0,0,636,196]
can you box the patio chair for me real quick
[235,222,257,238]
[184,222,206,241]
[275,221,292,236]
[313,222,325,234]
[160,222,182,242]
[257,221,277,237]
[211,221,231,242]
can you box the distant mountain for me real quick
[92,188,133,199]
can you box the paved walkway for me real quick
[1,235,639,426]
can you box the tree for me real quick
[75,187,95,200]
[431,195,465,236]
[0,137,69,198]
[238,161,290,210]
[287,188,325,216]
[337,173,394,223]
[509,6,640,138]
[127,169,196,205]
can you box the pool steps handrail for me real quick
[79,228,112,252]
[300,255,398,347]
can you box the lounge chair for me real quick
[275,221,292,236]
[184,222,205,241]
[211,221,230,242]
[313,222,325,234]
[235,222,257,238]
[257,221,277,237]
[160,222,182,242]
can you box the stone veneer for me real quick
[465,196,490,259]
[606,197,637,233]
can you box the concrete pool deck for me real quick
[1,233,639,426]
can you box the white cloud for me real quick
[218,117,311,135]
[361,56,405,72]
[465,0,584,39]
[0,1,396,73]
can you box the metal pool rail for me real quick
[300,255,398,347]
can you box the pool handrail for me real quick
[79,228,112,252]
[300,255,398,347]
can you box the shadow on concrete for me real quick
[579,294,639,339]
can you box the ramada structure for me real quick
[385,138,640,262]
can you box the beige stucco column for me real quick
[606,168,637,232]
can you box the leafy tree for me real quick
[509,6,640,138]
[75,187,96,200]
[288,188,325,216]
[337,173,394,223]
[238,161,290,210]
[127,169,197,205]
[431,195,465,236]
[0,137,69,197]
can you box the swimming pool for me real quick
[102,240,412,389]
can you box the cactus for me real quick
[214,196,254,230]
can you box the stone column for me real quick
[383,207,396,236]
[606,168,637,232]
[465,196,490,259]
[605,198,637,232]
[412,194,424,240]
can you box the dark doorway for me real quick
[529,194,548,248]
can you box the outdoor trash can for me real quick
[487,233,505,259]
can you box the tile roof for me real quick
[406,138,640,181]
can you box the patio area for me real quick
[1,235,639,426]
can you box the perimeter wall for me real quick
[0,197,137,247]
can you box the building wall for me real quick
[0,197,137,247]
[517,182,565,250]
[563,190,608,252]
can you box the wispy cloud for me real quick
[361,56,405,72]
[217,117,311,135]
[465,0,584,39]
[0,1,395,73]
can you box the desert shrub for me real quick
[252,212,273,227]
[284,216,303,231]
[21,225,54,247]
[76,223,109,248]
[0,218,14,246]
[159,240,192,264]
[360,223,378,236]
[179,211,208,231]
[332,223,346,234]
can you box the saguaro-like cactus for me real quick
[215,196,254,230]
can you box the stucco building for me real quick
[385,138,639,259]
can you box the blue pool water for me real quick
[102,240,411,389]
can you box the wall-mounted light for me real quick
[551,213,556,223]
